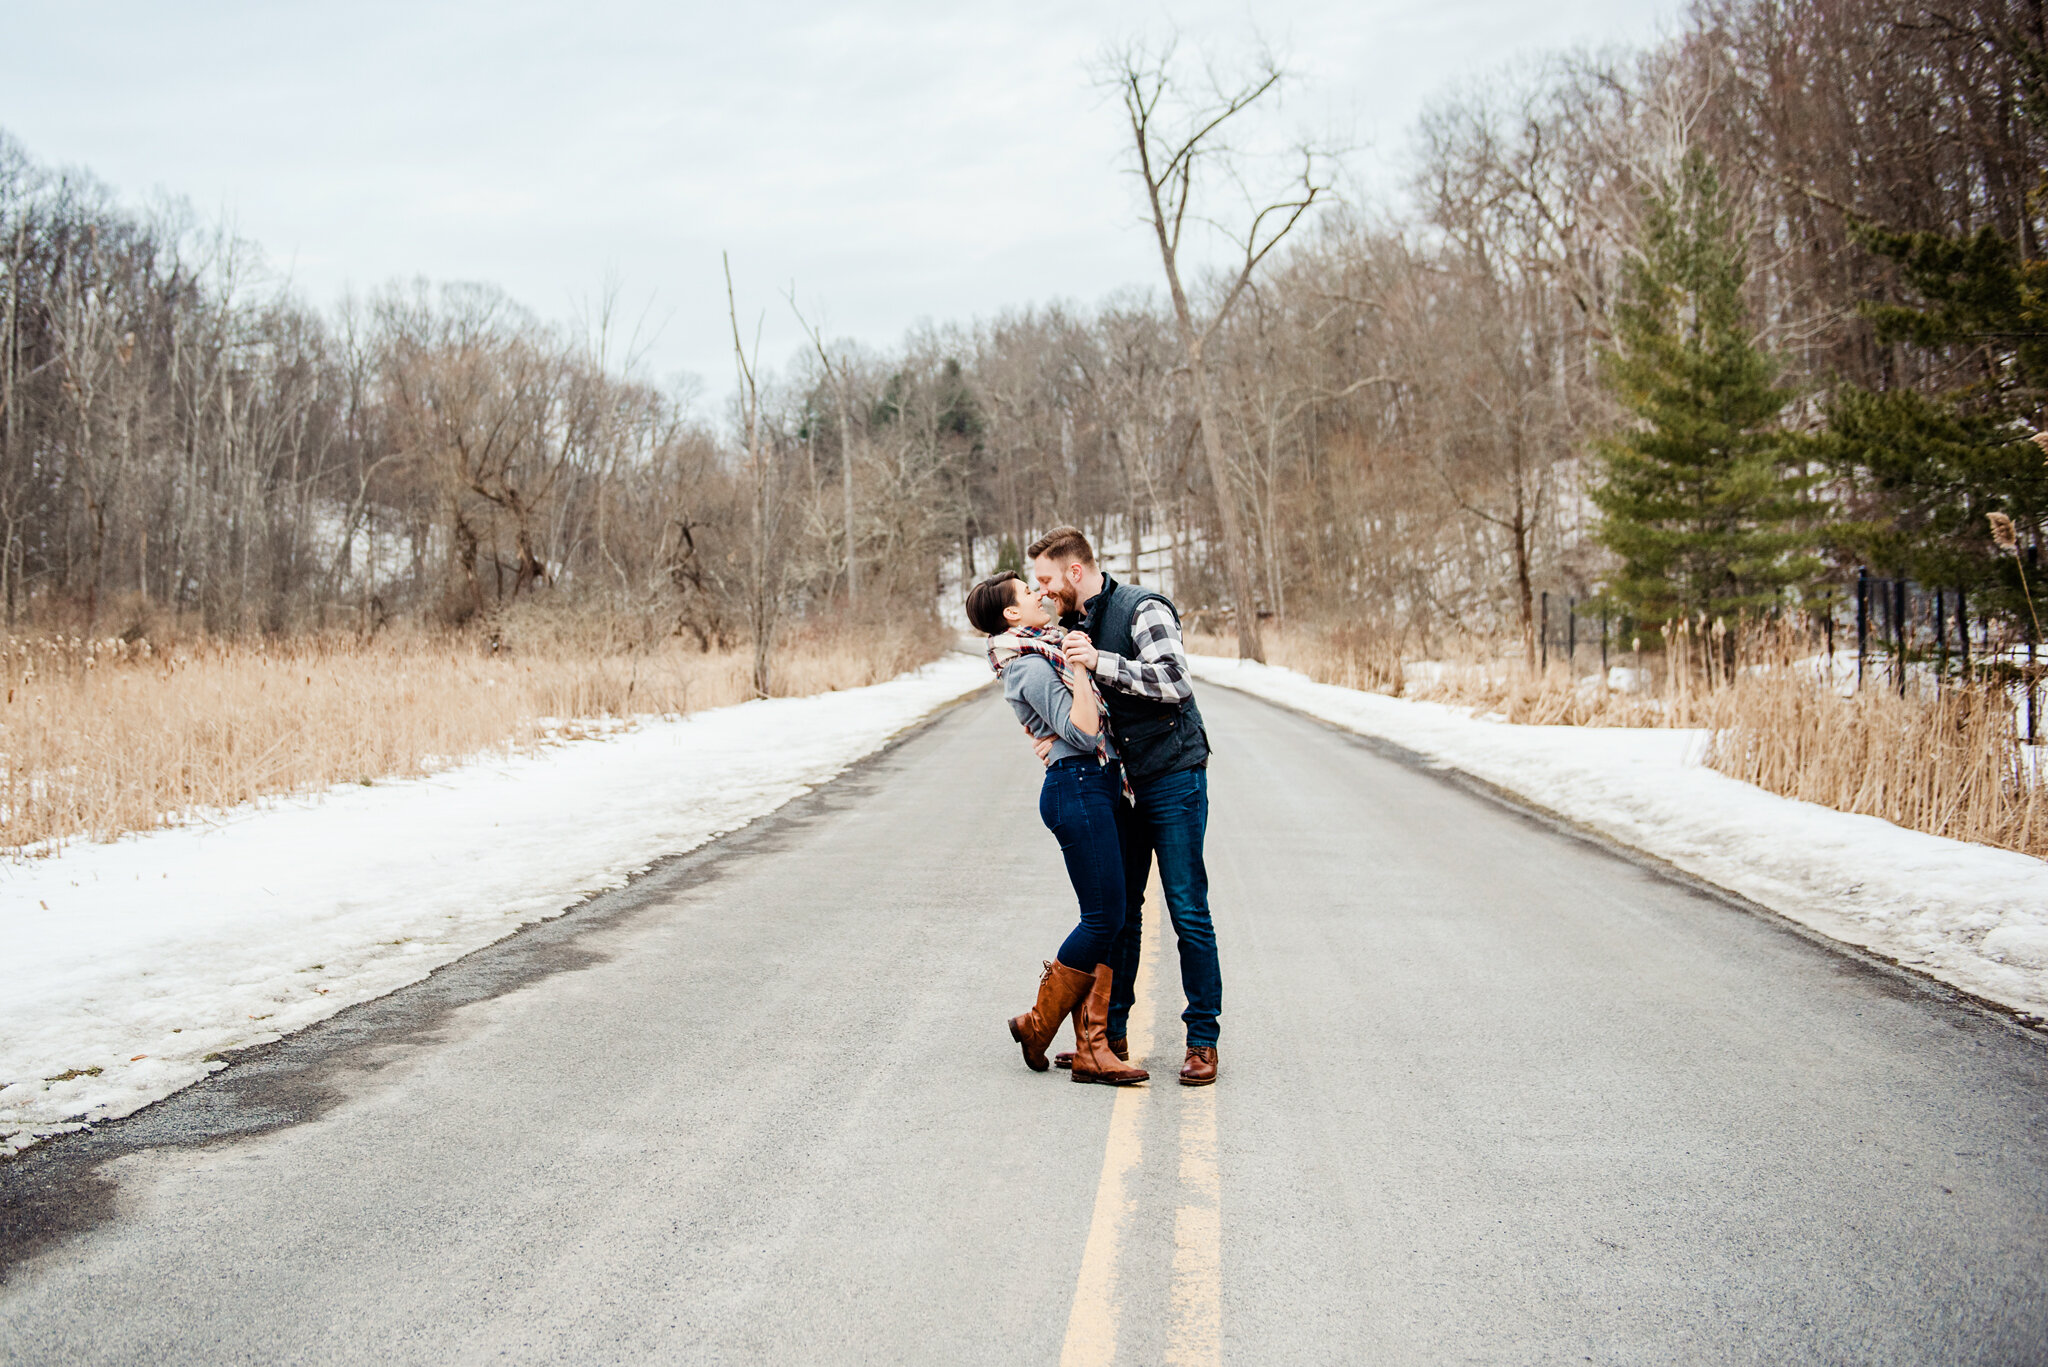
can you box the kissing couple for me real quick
[963,526,1223,1089]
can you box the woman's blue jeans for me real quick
[1039,756,1130,973]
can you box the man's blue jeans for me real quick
[1105,766,1221,1047]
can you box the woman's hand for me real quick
[1065,651,1100,739]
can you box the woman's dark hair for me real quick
[965,571,1023,636]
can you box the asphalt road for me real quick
[3,682,2045,1365]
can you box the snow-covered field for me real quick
[1193,656,2048,1022]
[1,654,991,1154]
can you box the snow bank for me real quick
[1192,656,2048,1021]
[1,654,991,1153]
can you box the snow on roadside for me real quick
[1192,655,2048,1021]
[2,654,991,1154]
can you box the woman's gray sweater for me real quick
[1001,652,1119,765]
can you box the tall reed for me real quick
[0,612,950,857]
[1705,675,2046,857]
[1193,618,2046,859]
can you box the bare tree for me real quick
[789,294,862,605]
[1064,295,1178,586]
[724,254,782,696]
[1106,36,1328,660]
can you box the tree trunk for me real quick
[1188,343,1264,661]
[1,223,18,629]
[1122,423,1147,585]
[746,417,776,698]
[1128,492,1144,585]
[1513,507,1535,672]
[750,447,772,698]
[832,373,859,605]
[728,256,775,698]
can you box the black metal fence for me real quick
[1531,574,2042,742]
[1535,592,1609,675]
[1849,569,2042,741]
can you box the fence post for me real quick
[1957,584,1970,683]
[1936,588,1947,690]
[1540,591,1549,673]
[1856,568,1868,692]
[1893,577,1908,696]
[1568,597,1577,665]
[2032,542,2042,744]
[1600,608,1609,673]
[2031,634,2040,745]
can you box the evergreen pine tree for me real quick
[1815,28,2048,621]
[1814,221,2048,611]
[1592,149,1819,624]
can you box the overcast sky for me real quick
[4,0,1682,404]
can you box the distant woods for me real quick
[0,147,734,643]
[4,0,2047,664]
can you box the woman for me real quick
[965,570,1149,1086]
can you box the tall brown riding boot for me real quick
[1070,965,1149,1086]
[1010,960,1095,1072]
[1053,1037,1127,1070]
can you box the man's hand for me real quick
[1062,631,1099,672]
[1024,725,1054,766]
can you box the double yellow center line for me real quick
[1059,888,1222,1367]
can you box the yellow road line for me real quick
[1167,1083,1221,1367]
[1058,891,1158,1367]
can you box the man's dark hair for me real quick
[965,570,1023,636]
[1026,525,1094,568]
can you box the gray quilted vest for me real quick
[1082,576,1210,786]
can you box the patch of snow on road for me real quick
[1,654,991,1153]
[1192,655,2048,1021]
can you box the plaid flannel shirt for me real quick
[1091,597,1194,703]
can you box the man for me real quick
[1026,526,1221,1086]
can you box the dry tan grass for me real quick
[1705,674,2047,858]
[1,610,949,857]
[1196,619,2046,859]
[1190,623,1679,724]
[1186,624,1406,695]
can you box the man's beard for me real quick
[1049,581,1081,616]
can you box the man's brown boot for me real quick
[1070,966,1149,1086]
[1009,960,1095,1072]
[1179,1045,1218,1086]
[1053,1037,1127,1070]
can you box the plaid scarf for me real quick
[987,625,1131,799]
